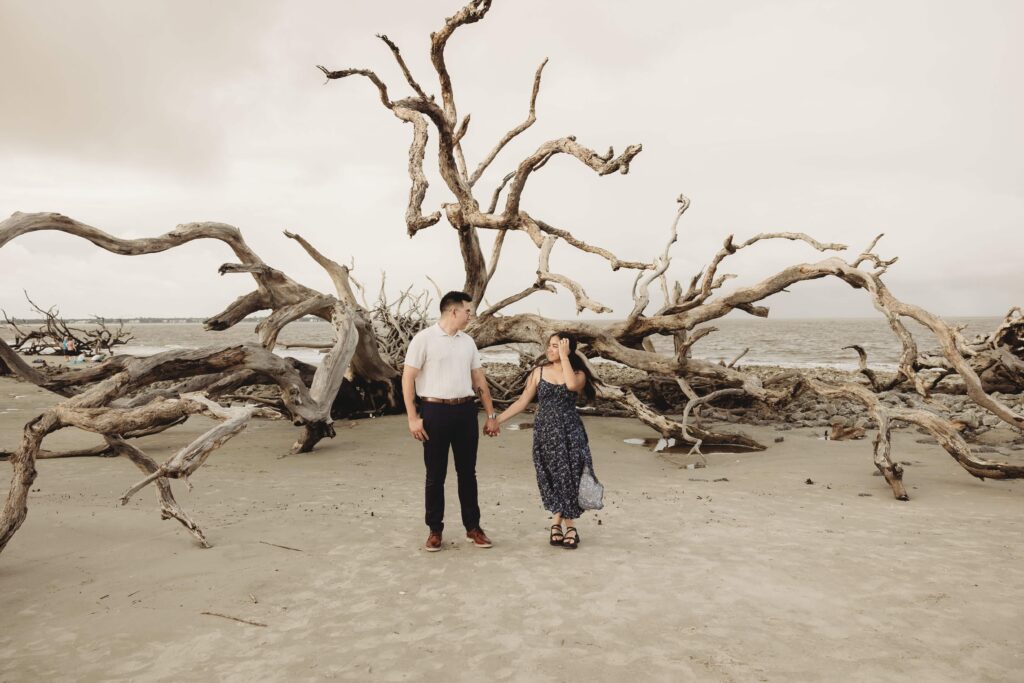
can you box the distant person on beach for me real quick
[60,337,69,357]
[402,290,500,552]
[496,333,602,549]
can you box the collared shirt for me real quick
[404,323,482,399]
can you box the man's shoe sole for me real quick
[425,545,442,552]
[467,539,493,548]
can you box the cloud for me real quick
[0,0,1021,320]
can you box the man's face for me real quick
[451,301,473,330]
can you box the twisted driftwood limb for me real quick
[105,436,209,547]
[0,444,114,460]
[936,307,1024,393]
[119,394,254,504]
[283,230,397,383]
[801,378,1024,500]
[318,1,649,309]
[0,211,393,377]
[0,344,326,556]
[290,304,360,453]
[801,379,908,500]
[842,345,901,392]
[599,384,765,453]
[0,211,398,437]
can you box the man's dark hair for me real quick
[439,290,472,313]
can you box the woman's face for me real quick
[546,335,561,362]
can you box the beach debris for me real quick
[774,436,785,443]
[201,611,267,628]
[258,540,304,552]
[829,423,867,441]
[805,478,815,485]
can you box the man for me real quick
[403,290,500,552]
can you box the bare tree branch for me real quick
[376,33,428,99]
[471,58,548,186]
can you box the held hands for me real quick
[557,338,571,360]
[483,417,500,437]
[408,417,429,442]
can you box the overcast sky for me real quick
[1,0,1021,321]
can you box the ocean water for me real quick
[3,316,1003,371]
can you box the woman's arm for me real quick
[497,368,540,425]
[557,340,586,393]
[565,369,586,394]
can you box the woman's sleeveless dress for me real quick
[532,369,594,519]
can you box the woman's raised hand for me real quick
[557,338,570,359]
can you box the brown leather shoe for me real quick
[425,531,443,552]
[465,528,493,548]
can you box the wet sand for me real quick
[1,377,1022,681]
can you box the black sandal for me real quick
[549,524,564,546]
[562,526,580,549]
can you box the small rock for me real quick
[858,493,872,497]
[805,478,814,485]
[774,436,785,443]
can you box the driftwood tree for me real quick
[0,212,405,554]
[2,291,134,356]
[316,0,1024,489]
[1,0,1023,558]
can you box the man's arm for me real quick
[472,367,500,436]
[403,365,428,441]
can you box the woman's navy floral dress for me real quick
[532,367,594,519]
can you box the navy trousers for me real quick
[421,402,481,533]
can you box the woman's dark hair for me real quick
[439,290,472,313]
[536,333,602,403]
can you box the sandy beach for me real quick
[1,375,1022,682]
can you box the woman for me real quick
[496,333,601,549]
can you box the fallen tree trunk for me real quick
[0,343,329,556]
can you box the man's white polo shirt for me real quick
[404,323,482,399]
